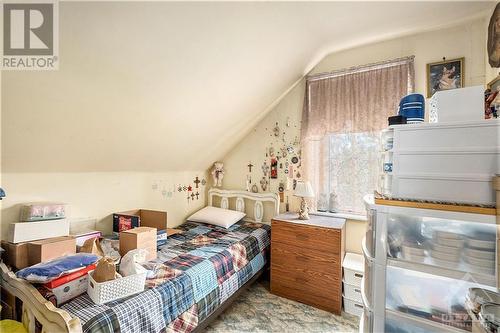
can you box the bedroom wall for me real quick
[0,172,207,239]
[220,16,488,255]
[0,146,208,239]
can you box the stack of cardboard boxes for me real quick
[1,206,170,308]
[113,209,169,261]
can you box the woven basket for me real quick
[87,270,146,304]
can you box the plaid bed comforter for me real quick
[61,220,270,333]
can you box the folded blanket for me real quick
[16,253,99,283]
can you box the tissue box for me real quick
[20,202,66,221]
[119,227,157,260]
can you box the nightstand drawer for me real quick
[271,265,340,301]
[271,242,340,276]
[272,219,340,254]
[271,280,341,313]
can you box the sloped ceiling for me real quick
[2,1,493,172]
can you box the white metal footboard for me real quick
[0,262,81,333]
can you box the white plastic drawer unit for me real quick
[386,212,497,282]
[343,253,365,287]
[385,266,496,332]
[344,283,362,303]
[344,297,364,317]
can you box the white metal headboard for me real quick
[208,188,279,223]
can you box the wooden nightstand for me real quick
[270,213,345,314]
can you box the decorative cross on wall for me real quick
[247,162,253,173]
[262,162,270,176]
[194,177,201,188]
[195,192,200,200]
[191,192,195,200]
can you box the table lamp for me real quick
[294,180,314,220]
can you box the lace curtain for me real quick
[301,57,415,214]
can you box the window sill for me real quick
[310,211,368,222]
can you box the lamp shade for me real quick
[294,181,315,198]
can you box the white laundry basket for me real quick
[87,270,146,304]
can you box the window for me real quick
[301,57,414,215]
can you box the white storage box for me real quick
[8,219,70,243]
[87,271,146,305]
[343,253,364,287]
[429,86,484,123]
[343,283,362,303]
[343,297,364,317]
[386,120,500,205]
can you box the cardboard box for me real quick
[47,275,89,306]
[113,209,167,233]
[119,227,157,260]
[28,236,76,266]
[8,219,70,243]
[1,241,29,269]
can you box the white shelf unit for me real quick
[360,195,498,333]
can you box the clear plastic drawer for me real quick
[385,266,495,331]
[386,213,496,279]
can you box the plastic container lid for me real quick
[343,253,364,273]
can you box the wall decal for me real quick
[201,179,207,186]
[195,192,200,200]
[246,175,251,192]
[273,122,280,137]
[178,185,182,192]
[247,162,254,172]
[262,162,270,177]
[291,156,299,164]
[193,177,201,188]
[251,184,259,193]
[270,158,278,179]
[191,192,195,200]
[187,185,192,192]
[260,177,269,191]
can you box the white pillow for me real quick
[187,206,245,229]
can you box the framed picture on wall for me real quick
[426,57,464,97]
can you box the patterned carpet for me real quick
[205,281,360,333]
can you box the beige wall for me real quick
[1,172,207,240]
[221,17,489,255]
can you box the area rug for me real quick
[205,281,360,332]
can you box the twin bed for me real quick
[0,189,280,333]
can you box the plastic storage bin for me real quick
[343,253,364,286]
[87,271,146,305]
[344,297,364,317]
[344,283,362,303]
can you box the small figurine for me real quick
[211,162,225,187]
